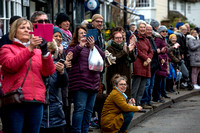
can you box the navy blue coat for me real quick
[41,70,68,128]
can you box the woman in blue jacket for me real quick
[40,57,69,133]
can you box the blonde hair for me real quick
[9,18,33,41]
[179,25,187,32]
[190,29,197,36]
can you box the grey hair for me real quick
[30,11,47,23]
[136,20,146,29]
[112,75,127,86]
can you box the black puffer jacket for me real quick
[147,36,159,73]
[41,70,68,128]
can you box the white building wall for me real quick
[169,1,200,26]
[155,0,168,22]
[129,0,168,24]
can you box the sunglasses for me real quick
[162,31,168,33]
[36,19,49,24]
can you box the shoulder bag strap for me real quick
[21,57,32,88]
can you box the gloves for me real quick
[105,50,116,66]
[40,38,48,55]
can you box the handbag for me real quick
[0,58,32,108]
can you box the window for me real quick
[136,0,150,7]
[188,4,191,14]
[0,0,3,17]
[0,0,22,34]
[173,1,176,10]
[151,0,154,7]
[181,3,184,12]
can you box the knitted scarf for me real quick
[114,86,128,100]
[111,40,131,67]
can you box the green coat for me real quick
[101,88,139,133]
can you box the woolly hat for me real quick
[150,19,160,28]
[169,34,176,40]
[9,16,21,25]
[194,27,199,34]
[158,25,167,33]
[56,13,70,26]
[53,27,63,37]
[92,14,103,21]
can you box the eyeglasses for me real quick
[118,83,127,86]
[36,19,49,23]
[161,31,168,33]
[79,32,86,35]
[95,20,103,24]
[114,37,123,40]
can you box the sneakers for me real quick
[194,84,200,90]
[89,120,99,129]
[180,82,188,89]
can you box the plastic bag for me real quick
[88,47,104,72]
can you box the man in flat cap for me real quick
[87,14,104,50]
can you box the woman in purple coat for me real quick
[65,26,105,133]
[152,25,170,103]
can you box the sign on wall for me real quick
[84,0,99,11]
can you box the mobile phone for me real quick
[86,29,97,41]
[29,24,53,42]
[58,59,65,64]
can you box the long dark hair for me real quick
[69,26,87,46]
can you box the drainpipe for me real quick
[124,0,127,30]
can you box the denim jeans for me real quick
[175,71,182,83]
[71,90,97,133]
[1,102,43,133]
[141,72,156,104]
[119,112,134,132]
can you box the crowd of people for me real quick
[0,11,200,133]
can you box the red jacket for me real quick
[133,34,153,77]
[0,41,55,103]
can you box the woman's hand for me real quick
[28,36,42,52]
[65,60,72,68]
[66,51,73,61]
[128,36,136,52]
[128,43,135,52]
[55,62,64,74]
[123,43,128,53]
[161,47,166,53]
[65,51,73,68]
[143,61,149,66]
[128,98,136,105]
[173,43,180,49]
[161,59,165,65]
[146,58,151,63]
[157,48,161,54]
[87,36,95,50]
[137,106,143,111]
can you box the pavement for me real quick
[90,89,200,133]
